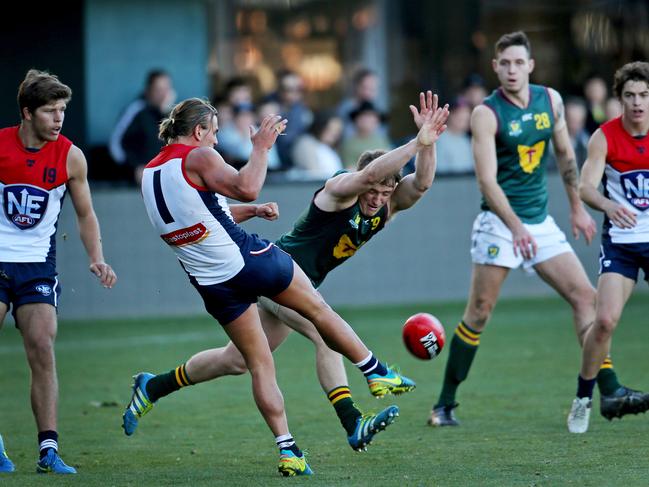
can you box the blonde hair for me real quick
[159,98,217,144]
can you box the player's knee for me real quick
[594,315,618,341]
[226,358,248,376]
[23,336,55,367]
[468,300,493,330]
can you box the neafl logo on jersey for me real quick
[3,184,49,229]
[621,170,649,211]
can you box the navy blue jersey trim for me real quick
[602,172,612,236]
[197,190,248,248]
[46,187,67,267]
[153,170,174,224]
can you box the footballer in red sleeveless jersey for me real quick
[0,70,115,473]
[568,62,649,435]
[0,126,71,264]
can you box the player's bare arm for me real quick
[549,88,597,243]
[66,145,116,288]
[230,202,279,223]
[186,114,286,202]
[471,104,537,259]
[391,91,449,215]
[318,103,446,212]
[580,129,637,229]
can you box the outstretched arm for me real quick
[390,91,449,215]
[549,88,596,243]
[317,100,448,212]
[66,145,117,288]
[230,202,279,224]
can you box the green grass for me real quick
[1,294,648,486]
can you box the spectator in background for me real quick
[340,101,391,169]
[290,111,344,180]
[435,100,474,174]
[109,69,175,184]
[461,73,488,112]
[213,77,255,131]
[583,75,607,134]
[605,96,623,121]
[225,76,253,106]
[217,102,281,170]
[257,99,281,121]
[265,70,312,170]
[337,68,387,139]
[565,96,590,167]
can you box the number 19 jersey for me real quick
[0,126,71,264]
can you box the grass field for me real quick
[1,294,648,486]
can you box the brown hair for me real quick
[612,62,649,98]
[159,98,217,144]
[356,149,402,186]
[17,69,72,118]
[494,31,531,57]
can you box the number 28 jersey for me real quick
[0,126,71,264]
[481,84,555,224]
[141,144,254,286]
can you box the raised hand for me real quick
[416,101,450,147]
[250,114,288,151]
[409,91,438,130]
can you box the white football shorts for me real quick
[470,211,573,269]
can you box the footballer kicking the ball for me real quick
[122,92,449,452]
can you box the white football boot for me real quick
[567,397,592,433]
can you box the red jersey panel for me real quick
[601,117,649,172]
[600,117,649,243]
[0,126,73,263]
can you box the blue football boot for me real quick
[348,405,399,451]
[122,372,155,436]
[36,449,77,474]
[0,435,15,473]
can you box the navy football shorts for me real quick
[189,240,294,325]
[599,238,649,282]
[0,262,61,318]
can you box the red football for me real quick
[402,313,446,360]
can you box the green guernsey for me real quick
[481,84,555,224]
[276,187,388,288]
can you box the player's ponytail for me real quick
[159,98,218,144]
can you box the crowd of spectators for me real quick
[102,68,625,186]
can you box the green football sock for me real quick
[146,363,193,402]
[435,321,481,408]
[596,357,622,396]
[328,386,362,436]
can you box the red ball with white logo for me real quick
[402,313,446,360]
